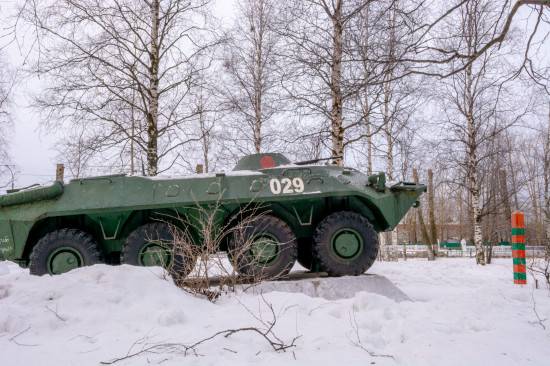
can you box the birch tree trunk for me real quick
[428,169,438,257]
[505,131,520,209]
[147,0,160,176]
[365,98,373,175]
[379,232,390,261]
[544,103,550,261]
[413,168,435,260]
[499,169,512,244]
[467,123,485,264]
[252,0,267,154]
[329,0,344,166]
[411,209,418,244]
[463,37,485,264]
[391,229,398,261]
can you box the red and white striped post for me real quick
[511,211,526,284]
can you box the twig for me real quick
[102,295,301,364]
[307,302,332,315]
[223,348,237,353]
[9,324,38,347]
[347,310,393,358]
[100,340,188,365]
[45,304,66,322]
[529,287,547,330]
[280,304,300,316]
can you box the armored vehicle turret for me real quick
[0,153,425,278]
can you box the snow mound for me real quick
[244,273,411,302]
[1,258,550,366]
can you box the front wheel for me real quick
[312,212,379,276]
[29,228,103,276]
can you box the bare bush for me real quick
[164,194,295,301]
[170,202,264,299]
[528,258,550,291]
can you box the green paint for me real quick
[513,257,526,265]
[331,228,363,261]
[440,242,461,248]
[0,153,426,272]
[248,233,280,266]
[47,247,84,275]
[138,242,172,267]
[512,243,526,250]
[513,272,527,280]
[511,228,525,235]
[0,181,63,209]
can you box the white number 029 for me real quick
[269,178,304,194]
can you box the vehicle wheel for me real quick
[121,222,195,280]
[312,211,379,276]
[29,228,103,276]
[229,215,298,279]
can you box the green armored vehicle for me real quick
[0,153,425,278]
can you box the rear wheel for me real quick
[121,222,195,280]
[229,215,298,279]
[312,211,378,276]
[29,228,103,276]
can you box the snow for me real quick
[246,274,411,302]
[1,258,549,366]
[144,170,264,181]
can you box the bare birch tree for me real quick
[0,55,10,124]
[19,0,219,176]
[276,0,373,165]
[0,51,15,185]
[219,0,283,159]
[437,0,532,264]
[179,59,226,175]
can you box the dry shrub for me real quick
[166,195,281,301]
[528,257,550,291]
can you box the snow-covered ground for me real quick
[1,258,549,366]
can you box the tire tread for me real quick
[29,228,103,276]
[312,211,379,276]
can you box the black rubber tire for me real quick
[29,228,103,276]
[312,211,379,276]
[121,222,195,280]
[229,215,298,279]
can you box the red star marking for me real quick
[260,156,276,169]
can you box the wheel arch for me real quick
[24,215,87,263]
[220,202,298,252]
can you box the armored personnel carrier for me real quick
[0,153,425,278]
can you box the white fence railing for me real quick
[393,245,546,258]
